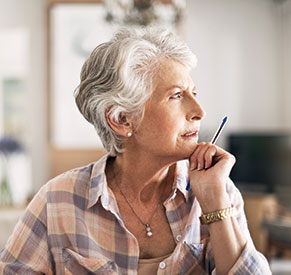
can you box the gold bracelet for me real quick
[199,205,237,224]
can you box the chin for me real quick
[170,148,195,162]
[179,143,198,158]
[156,143,198,162]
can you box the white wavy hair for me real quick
[74,26,197,156]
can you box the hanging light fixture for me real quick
[104,0,186,27]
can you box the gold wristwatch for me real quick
[199,205,237,224]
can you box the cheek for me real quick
[152,110,178,129]
[137,112,176,141]
[152,114,183,144]
[139,102,184,139]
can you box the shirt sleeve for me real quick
[223,178,272,275]
[0,184,53,274]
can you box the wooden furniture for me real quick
[262,203,291,260]
[242,192,277,255]
[243,192,291,260]
[264,222,291,260]
[49,146,106,178]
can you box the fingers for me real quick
[204,146,217,169]
[189,142,205,170]
[190,142,233,171]
[190,142,214,170]
[215,152,236,171]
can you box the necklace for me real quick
[112,167,167,238]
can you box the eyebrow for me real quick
[165,85,196,93]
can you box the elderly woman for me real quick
[0,27,270,274]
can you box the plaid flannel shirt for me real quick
[0,154,271,274]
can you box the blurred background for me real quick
[0,0,291,273]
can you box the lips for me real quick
[181,129,199,137]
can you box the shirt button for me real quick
[176,235,182,242]
[159,261,166,269]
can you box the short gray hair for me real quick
[74,26,197,156]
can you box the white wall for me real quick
[184,0,286,143]
[0,0,47,192]
[280,0,291,127]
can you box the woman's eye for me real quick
[192,91,198,97]
[170,92,183,99]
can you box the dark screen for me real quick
[227,133,290,193]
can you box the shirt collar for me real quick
[87,154,111,209]
[171,159,190,200]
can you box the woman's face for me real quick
[132,58,206,160]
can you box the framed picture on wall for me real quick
[50,3,116,149]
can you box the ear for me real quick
[105,109,132,138]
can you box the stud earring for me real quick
[127,132,132,137]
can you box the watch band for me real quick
[199,205,237,224]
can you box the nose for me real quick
[186,97,206,122]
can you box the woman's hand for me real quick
[189,142,236,213]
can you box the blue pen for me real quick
[186,116,228,191]
[210,116,228,145]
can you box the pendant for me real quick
[146,224,153,237]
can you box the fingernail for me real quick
[197,163,201,170]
